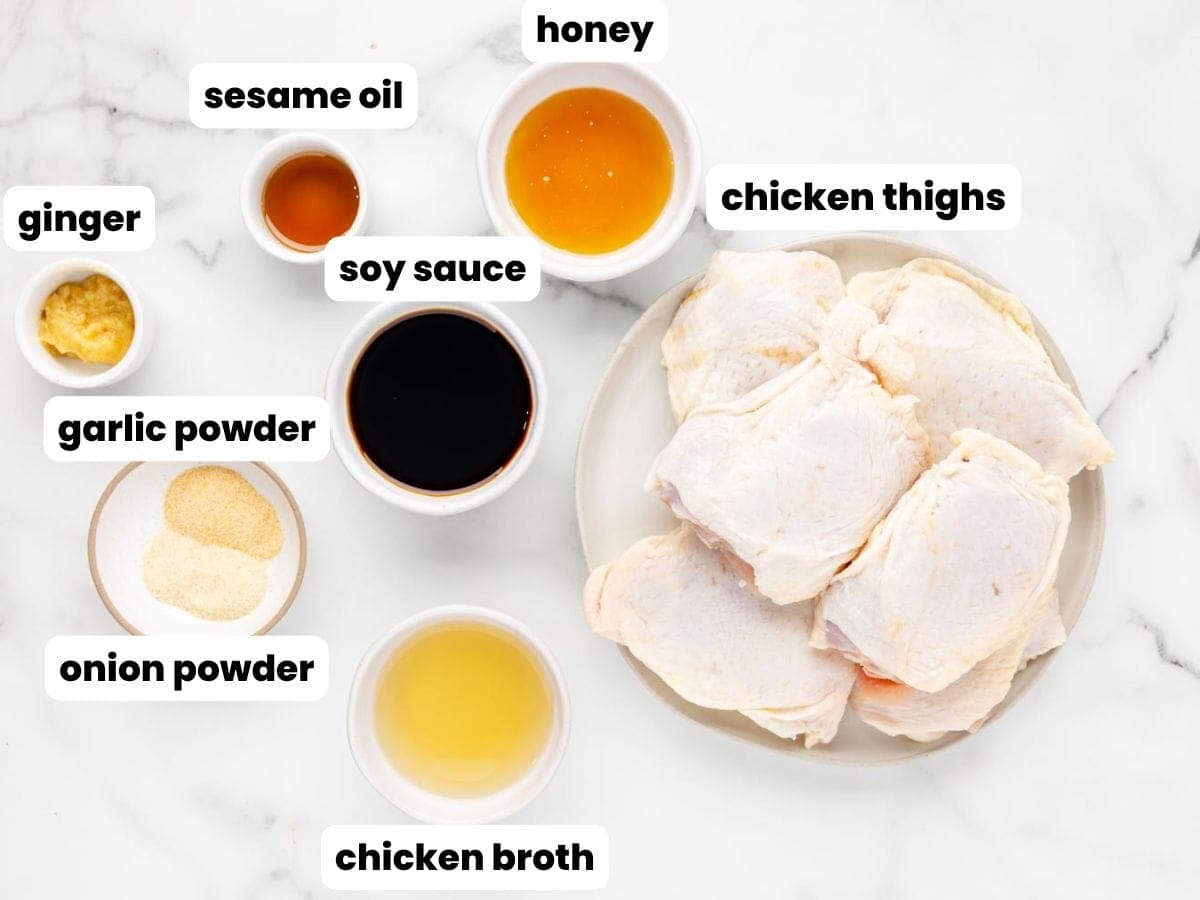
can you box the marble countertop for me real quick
[2,0,1198,896]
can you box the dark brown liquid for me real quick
[348,311,533,493]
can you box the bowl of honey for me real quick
[478,63,701,282]
[241,132,367,264]
[348,605,570,823]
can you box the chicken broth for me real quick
[347,311,533,492]
[373,621,554,798]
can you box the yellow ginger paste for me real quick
[38,273,135,365]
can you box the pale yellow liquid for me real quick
[373,622,554,798]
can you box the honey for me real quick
[262,152,359,252]
[373,621,554,798]
[504,87,674,254]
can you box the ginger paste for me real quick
[38,273,135,365]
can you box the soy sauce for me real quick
[348,311,533,493]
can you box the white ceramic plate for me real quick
[574,234,1106,766]
[89,462,306,635]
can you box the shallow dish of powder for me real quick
[88,462,306,635]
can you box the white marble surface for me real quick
[1,0,1198,896]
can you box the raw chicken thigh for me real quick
[813,430,1070,693]
[648,303,932,606]
[845,258,1113,478]
[583,247,1112,752]
[662,250,844,421]
[850,594,1066,741]
[583,526,856,746]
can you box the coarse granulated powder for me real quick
[163,465,283,560]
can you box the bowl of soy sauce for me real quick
[327,302,546,514]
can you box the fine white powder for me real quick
[141,528,269,621]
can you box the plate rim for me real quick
[573,233,1107,767]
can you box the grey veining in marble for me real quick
[1,0,1198,897]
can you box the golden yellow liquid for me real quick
[373,622,554,798]
[505,87,675,254]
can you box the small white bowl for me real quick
[478,62,702,282]
[240,131,368,264]
[348,605,570,824]
[325,301,547,515]
[89,461,307,636]
[15,257,152,389]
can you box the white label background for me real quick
[44,395,330,462]
[706,163,1022,231]
[46,636,329,701]
[3,185,155,251]
[189,63,418,129]
[522,0,668,62]
[324,236,541,302]
[321,825,610,891]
